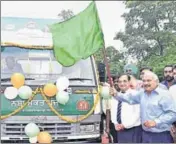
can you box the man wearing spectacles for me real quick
[111,74,142,143]
[139,66,167,90]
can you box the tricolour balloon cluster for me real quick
[25,123,52,144]
[43,76,70,105]
[4,73,32,100]
[4,73,70,105]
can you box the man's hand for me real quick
[109,87,117,96]
[115,124,125,131]
[144,120,156,128]
[101,132,109,144]
[171,125,176,142]
[171,125,176,134]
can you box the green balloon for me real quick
[25,123,40,138]
[18,86,32,99]
[100,86,111,100]
[56,91,69,105]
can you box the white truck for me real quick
[1,16,103,143]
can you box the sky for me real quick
[1,1,126,51]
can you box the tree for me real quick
[114,1,176,63]
[58,9,74,21]
[94,46,125,75]
[143,46,176,80]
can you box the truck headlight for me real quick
[80,124,94,132]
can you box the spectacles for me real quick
[118,80,128,83]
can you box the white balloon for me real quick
[56,91,69,105]
[29,136,38,143]
[56,76,69,91]
[4,87,18,100]
[18,86,33,99]
[25,123,40,138]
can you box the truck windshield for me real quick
[1,47,96,86]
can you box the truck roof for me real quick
[1,17,62,49]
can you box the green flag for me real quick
[49,1,104,66]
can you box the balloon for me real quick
[100,86,111,100]
[29,136,38,143]
[11,73,25,88]
[4,87,18,100]
[43,83,57,97]
[37,131,52,144]
[56,91,69,105]
[18,86,33,99]
[56,76,69,91]
[25,123,40,138]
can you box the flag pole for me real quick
[101,44,113,144]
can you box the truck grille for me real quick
[1,122,72,137]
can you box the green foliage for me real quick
[115,1,176,61]
[115,1,176,76]
[142,46,176,79]
[94,46,125,75]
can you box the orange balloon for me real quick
[43,83,57,97]
[11,73,25,89]
[37,131,52,144]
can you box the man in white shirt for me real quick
[111,74,142,143]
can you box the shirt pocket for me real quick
[147,103,161,117]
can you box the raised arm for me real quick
[110,88,142,105]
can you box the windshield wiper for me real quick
[1,78,35,82]
[69,78,92,81]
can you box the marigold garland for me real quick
[0,87,100,123]
[0,88,40,120]
[40,88,100,123]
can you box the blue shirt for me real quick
[115,87,176,133]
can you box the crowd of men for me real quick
[103,64,176,143]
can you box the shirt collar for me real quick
[144,86,160,95]
[153,86,160,94]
